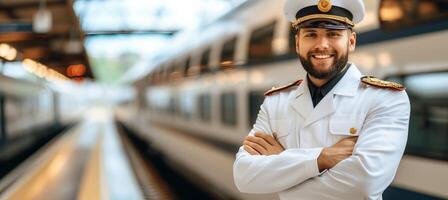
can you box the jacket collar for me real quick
[290,64,362,126]
[294,63,361,98]
[291,77,313,119]
[332,64,362,97]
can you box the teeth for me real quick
[313,55,331,59]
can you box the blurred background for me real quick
[0,0,447,199]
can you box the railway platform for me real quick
[0,107,216,200]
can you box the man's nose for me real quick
[314,36,330,50]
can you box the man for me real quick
[233,0,410,199]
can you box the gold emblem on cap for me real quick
[350,128,357,135]
[318,0,332,13]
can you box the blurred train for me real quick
[118,0,448,199]
[0,68,87,177]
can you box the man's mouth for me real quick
[310,53,335,60]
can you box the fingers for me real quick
[246,134,271,149]
[337,136,358,144]
[345,136,358,146]
[340,136,358,142]
[243,140,267,155]
[334,136,358,147]
[253,132,285,150]
[336,137,358,154]
[243,132,285,156]
[271,132,285,149]
[254,132,278,146]
[345,136,358,142]
[244,145,260,155]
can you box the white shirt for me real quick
[233,65,410,200]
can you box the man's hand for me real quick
[317,136,358,172]
[243,132,285,156]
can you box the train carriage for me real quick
[120,0,448,199]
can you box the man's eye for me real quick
[328,32,341,37]
[305,33,316,37]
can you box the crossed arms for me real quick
[233,92,410,199]
[243,132,357,172]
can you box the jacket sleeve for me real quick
[233,97,323,194]
[279,91,411,200]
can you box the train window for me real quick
[5,97,37,136]
[248,90,265,128]
[248,21,276,63]
[198,94,211,122]
[168,95,177,115]
[380,0,448,30]
[221,92,237,126]
[200,48,211,73]
[388,72,448,160]
[179,92,194,119]
[220,37,237,68]
[149,88,171,114]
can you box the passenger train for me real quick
[0,66,87,178]
[118,0,448,199]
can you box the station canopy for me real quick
[0,0,246,83]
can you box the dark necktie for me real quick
[312,88,324,107]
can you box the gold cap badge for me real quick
[318,0,332,13]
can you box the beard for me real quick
[298,48,348,80]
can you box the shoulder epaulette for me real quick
[264,79,303,96]
[361,76,405,91]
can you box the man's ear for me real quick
[349,30,356,52]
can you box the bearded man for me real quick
[233,0,410,199]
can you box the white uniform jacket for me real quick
[233,65,410,200]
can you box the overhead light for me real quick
[33,0,52,33]
[0,43,17,61]
[67,64,86,77]
[22,59,69,81]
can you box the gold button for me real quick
[349,128,357,135]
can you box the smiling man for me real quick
[233,0,411,199]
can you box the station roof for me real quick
[0,0,93,80]
[0,0,246,83]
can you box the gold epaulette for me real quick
[361,76,405,91]
[264,79,303,96]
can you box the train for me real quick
[0,63,88,177]
[117,0,448,199]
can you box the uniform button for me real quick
[350,128,357,135]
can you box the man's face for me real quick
[296,27,356,80]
